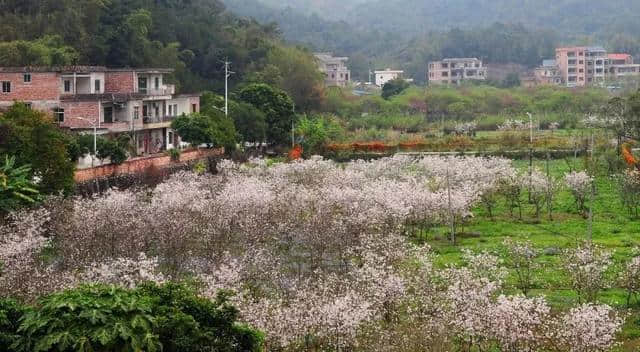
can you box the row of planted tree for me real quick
[2,155,640,351]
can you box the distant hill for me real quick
[242,0,640,38]
[225,0,640,82]
[348,0,640,36]
[255,0,368,21]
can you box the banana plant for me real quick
[0,155,40,212]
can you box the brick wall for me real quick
[0,72,60,102]
[74,148,224,183]
[105,72,136,93]
[60,101,100,128]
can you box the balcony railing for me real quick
[143,115,177,124]
[138,84,176,96]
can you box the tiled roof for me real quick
[608,54,631,60]
[0,66,174,73]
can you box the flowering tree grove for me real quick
[0,156,625,351]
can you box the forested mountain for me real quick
[244,0,640,39]
[0,0,300,94]
[227,0,640,82]
[349,0,640,37]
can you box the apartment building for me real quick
[428,58,487,85]
[550,47,640,87]
[555,47,609,87]
[314,53,351,87]
[0,66,200,156]
[607,54,640,79]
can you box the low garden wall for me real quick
[74,148,223,183]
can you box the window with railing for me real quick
[138,77,147,94]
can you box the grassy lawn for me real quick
[413,157,640,350]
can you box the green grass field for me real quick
[413,157,640,350]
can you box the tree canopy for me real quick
[0,104,75,195]
[239,83,295,146]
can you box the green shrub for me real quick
[8,283,263,352]
[0,299,24,350]
[193,161,207,175]
[167,148,181,162]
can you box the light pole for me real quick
[224,60,234,116]
[76,117,99,166]
[526,112,534,202]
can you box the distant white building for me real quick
[375,69,405,86]
[314,53,351,87]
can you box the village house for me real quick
[314,53,351,87]
[0,66,200,156]
[374,68,405,87]
[534,47,640,87]
[428,58,487,85]
[534,59,563,85]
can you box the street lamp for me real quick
[75,117,99,166]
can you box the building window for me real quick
[168,105,173,116]
[442,72,448,77]
[104,106,113,123]
[23,73,31,83]
[173,104,178,116]
[24,102,32,109]
[133,106,140,120]
[154,77,159,89]
[143,105,149,117]
[168,131,173,145]
[64,80,71,93]
[53,108,64,123]
[1,81,10,93]
[192,104,197,113]
[138,77,148,94]
[94,80,101,93]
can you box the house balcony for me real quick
[142,115,177,129]
[139,84,175,97]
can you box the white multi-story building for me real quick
[428,58,487,85]
[374,69,404,86]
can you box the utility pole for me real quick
[587,128,595,243]
[291,102,296,148]
[527,112,534,202]
[447,167,455,245]
[224,60,234,116]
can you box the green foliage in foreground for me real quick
[0,104,75,195]
[1,283,262,352]
[0,156,40,213]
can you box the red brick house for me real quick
[0,66,200,156]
